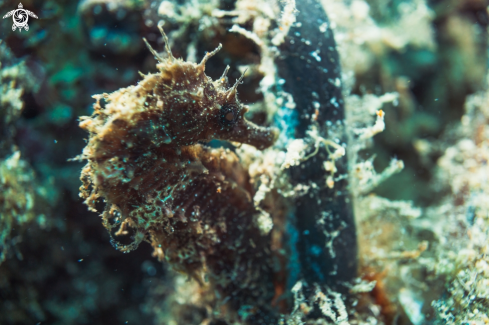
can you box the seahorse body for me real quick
[79,27,279,322]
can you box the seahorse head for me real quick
[134,26,278,150]
[80,26,278,167]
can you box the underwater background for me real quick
[0,0,488,324]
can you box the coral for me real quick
[0,40,39,264]
[0,151,37,264]
[341,41,489,325]
[322,0,436,75]
[324,0,488,205]
[429,77,489,324]
[0,40,35,156]
[79,26,279,322]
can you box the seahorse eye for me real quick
[219,104,239,127]
[226,112,234,121]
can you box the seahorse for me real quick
[78,25,279,322]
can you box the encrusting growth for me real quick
[78,24,279,322]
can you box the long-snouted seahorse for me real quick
[78,25,279,322]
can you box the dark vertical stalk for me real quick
[276,0,357,294]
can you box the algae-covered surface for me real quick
[0,0,488,324]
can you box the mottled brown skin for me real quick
[79,28,279,322]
